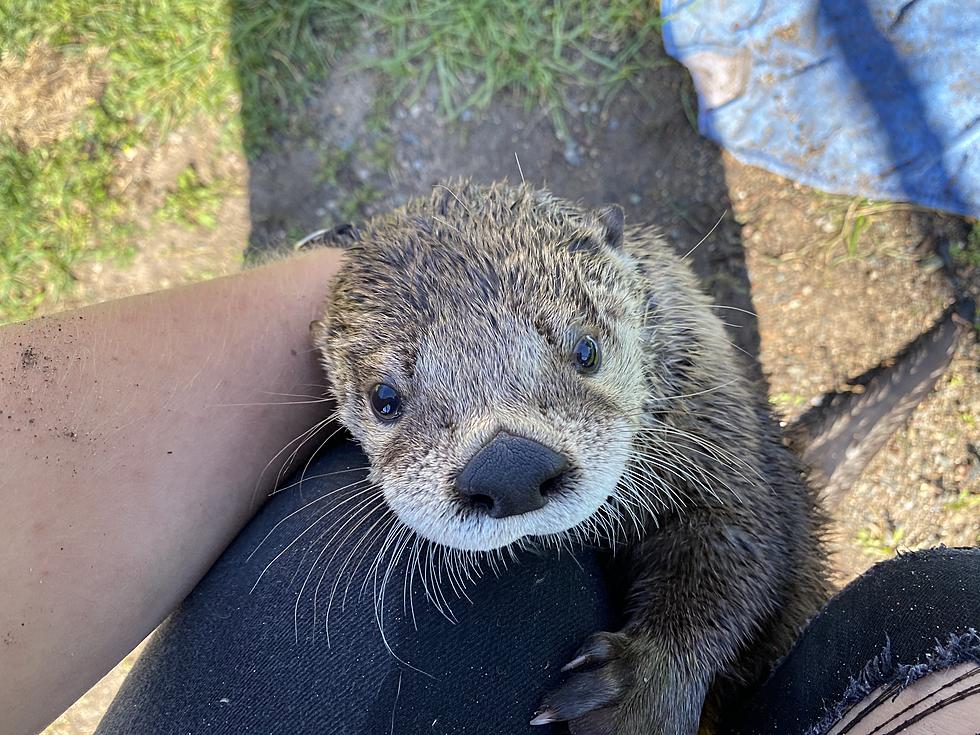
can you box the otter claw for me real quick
[538,667,625,723]
[561,631,625,672]
[529,709,558,726]
[537,631,633,731]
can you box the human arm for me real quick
[0,248,343,735]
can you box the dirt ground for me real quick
[39,48,979,734]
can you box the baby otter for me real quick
[311,180,828,735]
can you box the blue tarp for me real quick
[661,0,980,217]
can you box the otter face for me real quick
[315,183,653,552]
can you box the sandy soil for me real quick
[32,45,979,735]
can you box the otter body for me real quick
[313,181,827,734]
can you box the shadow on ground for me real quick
[227,10,978,590]
[231,26,762,362]
[45,9,978,735]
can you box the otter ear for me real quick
[309,318,337,375]
[595,204,624,249]
[294,223,361,251]
[567,204,626,254]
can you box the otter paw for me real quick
[531,631,635,734]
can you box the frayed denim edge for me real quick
[805,628,980,735]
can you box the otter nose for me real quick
[456,432,569,518]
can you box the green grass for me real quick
[0,0,240,323]
[0,127,135,321]
[769,392,808,409]
[358,0,665,136]
[155,167,227,229]
[1,0,662,323]
[855,524,908,558]
[950,224,980,269]
[945,488,980,512]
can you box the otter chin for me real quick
[312,179,828,735]
[379,424,635,552]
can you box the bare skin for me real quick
[0,248,343,735]
[828,663,980,735]
[2,239,977,735]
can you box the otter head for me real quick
[313,182,654,552]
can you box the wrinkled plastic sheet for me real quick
[661,0,980,216]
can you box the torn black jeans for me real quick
[96,442,979,734]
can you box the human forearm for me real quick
[0,248,343,734]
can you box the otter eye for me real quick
[369,383,402,421]
[572,335,601,374]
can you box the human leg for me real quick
[95,439,614,734]
[722,547,980,735]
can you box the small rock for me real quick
[563,141,583,167]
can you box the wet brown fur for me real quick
[313,180,829,734]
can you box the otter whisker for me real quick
[247,476,372,565]
[454,547,481,588]
[665,302,758,321]
[623,457,685,507]
[423,542,458,624]
[649,445,749,504]
[364,520,405,601]
[641,420,769,490]
[375,529,416,652]
[268,464,372,497]
[514,151,526,184]
[274,413,344,492]
[368,524,413,652]
[216,398,334,407]
[680,208,727,260]
[589,503,622,548]
[615,474,662,533]
[708,304,758,318]
[330,510,398,620]
[442,547,473,605]
[249,412,335,508]
[340,517,436,679]
[636,415,765,486]
[309,491,388,637]
[629,449,713,501]
[433,183,472,214]
[251,481,377,598]
[648,377,742,403]
[609,484,647,537]
[483,547,499,578]
[259,389,337,399]
[630,447,730,507]
[431,215,463,236]
[403,535,423,629]
[292,423,349,497]
[299,488,386,641]
[624,453,694,511]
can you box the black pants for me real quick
[97,441,979,734]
